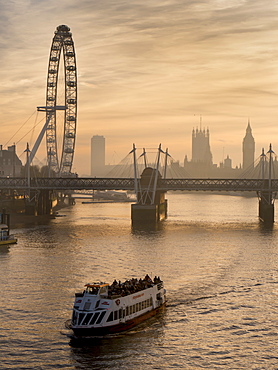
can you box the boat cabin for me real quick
[0,224,9,241]
[84,283,109,297]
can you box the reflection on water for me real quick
[259,220,274,234]
[1,193,278,369]
[0,245,10,254]
[131,221,166,234]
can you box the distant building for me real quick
[183,124,244,178]
[0,145,22,177]
[192,127,213,165]
[183,127,214,177]
[91,135,105,176]
[224,155,232,169]
[242,121,255,170]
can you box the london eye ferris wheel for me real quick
[45,25,77,175]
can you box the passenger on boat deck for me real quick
[107,275,161,297]
[144,274,152,282]
[153,276,161,284]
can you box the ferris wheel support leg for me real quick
[28,114,53,165]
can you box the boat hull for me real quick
[0,238,17,245]
[71,303,166,337]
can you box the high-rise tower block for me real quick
[91,135,105,176]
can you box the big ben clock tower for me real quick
[242,121,255,170]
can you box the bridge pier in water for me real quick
[257,145,276,224]
[25,190,54,216]
[131,145,168,225]
[258,191,275,224]
[131,194,168,225]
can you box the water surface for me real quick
[1,193,278,369]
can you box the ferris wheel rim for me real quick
[45,24,77,175]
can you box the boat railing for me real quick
[109,294,121,299]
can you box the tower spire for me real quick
[242,120,255,169]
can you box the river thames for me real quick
[1,193,278,369]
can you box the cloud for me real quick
[1,0,278,173]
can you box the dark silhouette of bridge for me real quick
[1,175,276,223]
[1,176,278,192]
[1,144,277,223]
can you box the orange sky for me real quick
[1,0,278,175]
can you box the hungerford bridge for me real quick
[2,144,278,225]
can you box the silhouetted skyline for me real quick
[1,1,278,175]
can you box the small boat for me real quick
[67,275,166,336]
[0,210,17,245]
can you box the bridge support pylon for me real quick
[25,190,54,216]
[131,195,168,225]
[131,144,168,225]
[37,190,53,215]
[257,145,276,224]
[258,191,275,224]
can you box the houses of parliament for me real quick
[182,121,256,178]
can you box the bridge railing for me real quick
[1,177,278,192]
[159,179,278,192]
[0,177,135,191]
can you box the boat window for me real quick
[96,311,106,324]
[114,310,118,321]
[119,309,123,319]
[78,313,86,325]
[95,300,100,309]
[139,302,142,311]
[126,306,129,316]
[107,312,113,322]
[142,301,146,309]
[99,286,108,295]
[136,303,139,312]
[84,301,91,310]
[83,313,93,325]
[90,312,100,325]
[86,287,99,295]
[72,311,78,325]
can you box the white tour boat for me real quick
[67,275,166,336]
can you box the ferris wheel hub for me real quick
[56,25,71,33]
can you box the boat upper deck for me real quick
[81,275,163,299]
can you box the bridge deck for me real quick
[1,177,278,192]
